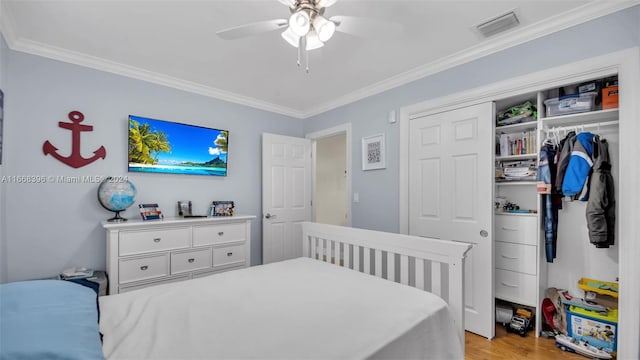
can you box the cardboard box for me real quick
[566,305,617,352]
[602,85,619,110]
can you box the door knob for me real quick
[265,213,277,219]
[480,230,488,237]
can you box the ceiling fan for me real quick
[216,0,399,73]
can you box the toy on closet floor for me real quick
[555,334,612,359]
[506,308,533,337]
[559,290,608,314]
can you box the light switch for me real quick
[353,192,359,203]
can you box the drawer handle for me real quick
[218,232,224,236]
[500,254,519,260]
[500,281,518,288]
[501,227,518,231]
[227,252,233,257]
[153,238,161,243]
[140,265,149,271]
[188,258,195,263]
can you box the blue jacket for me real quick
[562,132,595,200]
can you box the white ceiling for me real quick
[1,1,637,118]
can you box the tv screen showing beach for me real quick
[128,115,228,176]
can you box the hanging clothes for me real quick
[554,131,576,194]
[586,137,615,248]
[538,142,560,263]
[562,132,596,200]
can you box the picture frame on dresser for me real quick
[177,200,192,217]
[138,203,163,220]
[211,201,234,216]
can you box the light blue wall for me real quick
[304,5,640,233]
[0,34,8,283]
[2,50,303,281]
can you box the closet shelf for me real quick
[495,180,537,186]
[495,211,538,217]
[541,108,618,128]
[496,154,537,161]
[495,120,538,133]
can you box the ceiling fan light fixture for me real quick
[305,30,324,50]
[313,15,336,42]
[281,27,300,47]
[289,10,311,36]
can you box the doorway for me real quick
[306,124,352,227]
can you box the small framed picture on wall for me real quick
[362,133,385,171]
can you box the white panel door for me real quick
[409,102,494,339]
[262,133,312,264]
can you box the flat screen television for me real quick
[128,115,228,176]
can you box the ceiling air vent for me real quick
[476,11,519,38]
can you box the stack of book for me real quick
[60,267,95,280]
[496,160,537,182]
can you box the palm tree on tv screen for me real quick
[214,131,228,154]
[129,119,171,164]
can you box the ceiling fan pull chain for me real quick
[306,48,310,73]
[299,36,308,72]
[297,37,302,67]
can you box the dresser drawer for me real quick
[495,269,537,306]
[119,275,190,293]
[495,215,537,245]
[119,227,190,256]
[119,254,169,284]
[171,249,212,274]
[213,244,245,267]
[193,223,246,246]
[192,265,243,279]
[495,241,537,275]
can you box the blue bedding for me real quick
[0,280,104,360]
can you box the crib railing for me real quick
[301,221,471,348]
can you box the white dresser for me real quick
[102,216,255,294]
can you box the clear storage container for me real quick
[544,92,597,117]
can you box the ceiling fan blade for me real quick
[277,0,295,7]
[317,0,338,8]
[330,15,403,38]
[217,19,288,40]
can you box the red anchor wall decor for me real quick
[43,111,107,168]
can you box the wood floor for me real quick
[465,325,586,360]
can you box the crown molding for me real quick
[0,0,306,119]
[10,38,307,118]
[1,1,638,119]
[301,1,640,118]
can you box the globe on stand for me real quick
[97,177,137,222]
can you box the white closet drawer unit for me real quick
[213,244,245,267]
[193,223,246,246]
[171,249,212,274]
[494,215,537,246]
[119,227,190,256]
[119,275,190,293]
[495,269,537,306]
[119,254,169,284]
[495,242,537,275]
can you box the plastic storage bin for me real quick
[566,305,618,352]
[544,92,597,117]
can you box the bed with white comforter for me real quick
[99,257,463,359]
